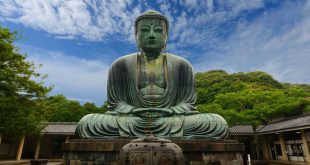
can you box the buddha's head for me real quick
[135,10,169,53]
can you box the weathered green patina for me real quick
[76,10,229,139]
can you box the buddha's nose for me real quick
[148,29,156,39]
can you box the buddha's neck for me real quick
[143,51,161,62]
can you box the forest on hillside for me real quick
[40,71,310,126]
[31,70,310,127]
[196,70,310,126]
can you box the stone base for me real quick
[62,138,244,165]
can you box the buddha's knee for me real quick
[183,113,229,138]
[76,113,120,138]
[184,113,227,125]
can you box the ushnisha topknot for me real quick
[135,10,169,34]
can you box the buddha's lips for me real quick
[147,39,156,43]
[148,42,155,45]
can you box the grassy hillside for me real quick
[196,70,310,126]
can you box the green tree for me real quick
[43,95,107,122]
[0,26,50,136]
[43,95,84,122]
[196,70,244,104]
[98,101,108,113]
[196,70,310,126]
[83,102,100,114]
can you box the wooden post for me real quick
[279,133,288,161]
[234,135,240,142]
[301,130,310,162]
[255,144,261,159]
[34,135,42,159]
[16,135,25,161]
[65,135,70,143]
[0,133,2,144]
[261,135,270,160]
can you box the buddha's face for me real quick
[136,19,167,53]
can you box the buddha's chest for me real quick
[137,56,167,97]
[139,64,165,86]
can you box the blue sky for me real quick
[0,0,309,105]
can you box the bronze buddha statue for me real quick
[76,10,229,139]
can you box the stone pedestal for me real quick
[119,136,184,165]
[174,139,244,164]
[62,138,244,165]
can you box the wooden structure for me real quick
[255,114,310,163]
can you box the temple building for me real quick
[1,114,310,164]
[255,114,310,163]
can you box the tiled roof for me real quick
[255,125,266,132]
[229,125,255,135]
[42,122,77,135]
[257,115,310,134]
[43,115,310,136]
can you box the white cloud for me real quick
[24,46,110,105]
[0,0,266,44]
[55,35,76,40]
[0,0,265,45]
[207,0,214,13]
[182,0,198,11]
[164,0,265,53]
[2,0,309,86]
[0,0,142,42]
[193,1,310,84]
[218,0,264,14]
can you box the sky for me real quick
[0,0,309,105]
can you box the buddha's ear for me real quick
[135,33,141,50]
[164,38,167,50]
[163,22,168,48]
[163,33,168,50]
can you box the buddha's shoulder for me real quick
[166,53,192,66]
[111,53,137,66]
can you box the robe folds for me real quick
[107,53,197,115]
[75,53,229,138]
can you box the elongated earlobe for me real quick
[163,35,168,51]
[135,35,141,51]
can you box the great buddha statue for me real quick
[76,10,229,139]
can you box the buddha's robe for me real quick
[76,53,229,138]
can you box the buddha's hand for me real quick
[132,107,174,118]
[183,111,200,115]
[105,111,119,115]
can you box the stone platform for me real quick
[62,138,244,165]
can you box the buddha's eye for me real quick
[154,27,163,33]
[140,25,150,33]
[155,29,163,33]
[140,28,149,33]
